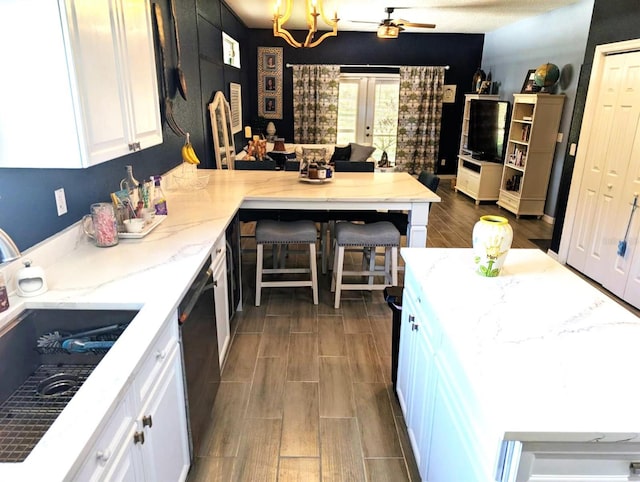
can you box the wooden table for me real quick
[205,170,440,247]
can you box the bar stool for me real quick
[255,219,319,306]
[331,221,400,309]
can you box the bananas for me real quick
[181,133,201,165]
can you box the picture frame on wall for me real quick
[258,47,282,119]
[229,82,242,134]
[521,69,541,93]
[442,84,456,103]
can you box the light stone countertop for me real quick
[0,168,438,480]
[401,248,640,444]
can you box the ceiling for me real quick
[224,0,581,34]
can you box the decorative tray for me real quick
[118,215,167,239]
[299,177,333,184]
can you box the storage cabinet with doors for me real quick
[0,0,162,169]
[455,94,502,203]
[72,313,190,481]
[455,156,504,204]
[396,268,440,476]
[497,94,565,217]
[212,234,231,366]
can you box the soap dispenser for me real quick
[16,259,48,297]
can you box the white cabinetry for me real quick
[73,314,189,481]
[455,156,503,204]
[498,94,565,217]
[0,0,162,169]
[396,270,439,476]
[455,94,502,204]
[212,235,231,366]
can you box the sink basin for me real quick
[0,308,138,463]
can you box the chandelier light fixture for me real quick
[273,0,339,48]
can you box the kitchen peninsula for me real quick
[399,248,640,481]
[0,168,438,480]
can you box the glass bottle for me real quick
[153,176,168,215]
[121,165,140,206]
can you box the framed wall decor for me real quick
[442,84,456,103]
[229,82,242,134]
[521,69,541,93]
[258,46,283,119]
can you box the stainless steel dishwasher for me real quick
[178,256,220,461]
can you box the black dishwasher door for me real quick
[179,259,220,461]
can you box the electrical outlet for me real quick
[440,158,446,166]
[557,132,564,142]
[55,188,67,216]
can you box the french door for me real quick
[565,47,640,307]
[336,73,399,163]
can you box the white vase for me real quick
[472,215,513,277]
[266,121,276,137]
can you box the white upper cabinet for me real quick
[0,0,162,169]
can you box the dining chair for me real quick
[333,161,375,172]
[234,159,277,170]
[372,170,440,235]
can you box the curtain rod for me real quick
[285,63,449,70]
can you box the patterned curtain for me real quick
[292,65,340,144]
[395,66,446,173]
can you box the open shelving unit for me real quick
[498,93,565,218]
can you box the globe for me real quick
[534,63,560,90]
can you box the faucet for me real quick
[0,228,21,264]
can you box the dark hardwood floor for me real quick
[187,182,555,482]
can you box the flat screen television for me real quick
[467,99,510,162]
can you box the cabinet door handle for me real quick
[213,279,218,287]
[155,349,166,360]
[128,143,136,152]
[408,315,415,323]
[412,323,419,332]
[142,414,153,428]
[96,449,111,463]
[133,431,145,445]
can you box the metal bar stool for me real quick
[331,221,400,309]
[255,219,319,306]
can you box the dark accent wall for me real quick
[551,0,640,252]
[244,30,485,176]
[0,0,249,252]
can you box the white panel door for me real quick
[567,50,640,305]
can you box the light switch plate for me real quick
[55,188,67,216]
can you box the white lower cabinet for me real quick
[74,314,189,481]
[212,236,230,367]
[135,345,190,481]
[396,281,438,476]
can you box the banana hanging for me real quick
[181,133,201,165]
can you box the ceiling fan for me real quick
[353,7,436,39]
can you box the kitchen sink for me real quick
[0,308,138,463]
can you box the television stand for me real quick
[455,154,502,204]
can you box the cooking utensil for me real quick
[169,0,187,101]
[37,322,129,348]
[153,3,185,137]
[62,339,115,353]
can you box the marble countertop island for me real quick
[401,248,640,444]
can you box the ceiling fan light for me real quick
[377,24,399,39]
